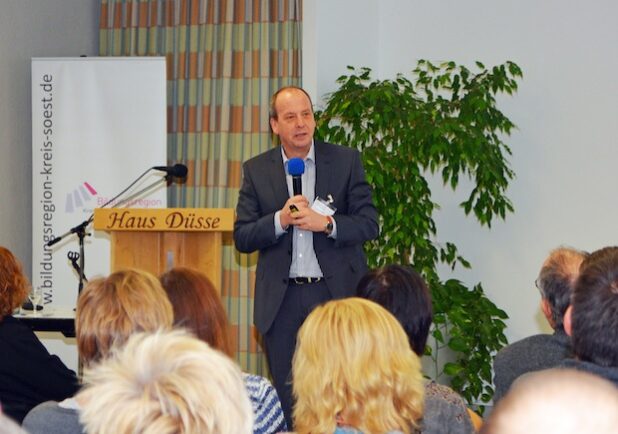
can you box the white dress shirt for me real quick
[273,143,337,278]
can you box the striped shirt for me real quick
[242,373,287,434]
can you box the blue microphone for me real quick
[287,158,305,196]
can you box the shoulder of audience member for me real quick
[22,400,81,433]
[242,373,277,397]
[422,381,475,433]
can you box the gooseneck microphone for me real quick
[153,163,188,178]
[47,163,188,248]
[287,158,305,196]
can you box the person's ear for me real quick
[541,298,551,319]
[541,298,555,328]
[563,305,573,336]
[269,117,279,135]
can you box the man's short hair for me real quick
[77,330,253,434]
[571,246,618,366]
[481,369,618,434]
[536,247,587,330]
[356,264,432,355]
[269,86,313,119]
[76,269,173,365]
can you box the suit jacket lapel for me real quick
[268,147,290,207]
[315,141,332,200]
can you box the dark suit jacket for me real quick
[493,330,572,402]
[234,141,379,333]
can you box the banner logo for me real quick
[65,181,98,213]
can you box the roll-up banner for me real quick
[32,57,167,308]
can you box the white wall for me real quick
[303,0,380,107]
[305,0,618,342]
[0,0,99,371]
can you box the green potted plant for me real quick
[315,60,523,411]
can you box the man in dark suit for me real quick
[234,86,378,427]
[493,247,586,401]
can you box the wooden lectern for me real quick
[93,208,234,291]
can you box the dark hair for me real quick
[159,267,233,357]
[269,86,313,119]
[571,246,618,366]
[356,265,432,355]
[536,247,587,330]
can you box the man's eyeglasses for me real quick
[535,277,544,296]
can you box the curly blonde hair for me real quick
[293,297,424,434]
[76,269,173,365]
[77,330,253,434]
[0,246,30,318]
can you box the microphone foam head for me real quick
[287,158,305,176]
[172,164,188,178]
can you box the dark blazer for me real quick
[234,141,379,333]
[493,330,572,402]
[0,315,79,423]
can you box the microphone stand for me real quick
[68,251,88,287]
[41,218,91,305]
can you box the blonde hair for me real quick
[77,329,253,434]
[76,269,173,365]
[482,368,618,434]
[293,297,424,434]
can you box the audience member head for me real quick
[76,269,173,366]
[564,246,618,366]
[535,246,587,331]
[481,368,618,434]
[0,246,30,319]
[159,267,233,357]
[356,264,432,355]
[77,330,253,434]
[293,297,424,434]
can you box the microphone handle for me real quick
[292,176,302,196]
